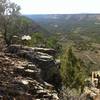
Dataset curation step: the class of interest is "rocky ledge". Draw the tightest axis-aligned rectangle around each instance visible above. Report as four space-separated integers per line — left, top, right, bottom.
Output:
0 45 62 100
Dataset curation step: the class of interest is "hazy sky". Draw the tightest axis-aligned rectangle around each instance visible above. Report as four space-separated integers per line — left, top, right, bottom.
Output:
11 0 100 14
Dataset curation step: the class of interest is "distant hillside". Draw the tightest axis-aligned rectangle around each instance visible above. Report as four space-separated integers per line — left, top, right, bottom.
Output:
20 16 51 36
25 14 100 43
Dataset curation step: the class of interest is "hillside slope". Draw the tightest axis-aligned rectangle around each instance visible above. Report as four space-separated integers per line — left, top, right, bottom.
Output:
26 14 100 43
19 16 51 36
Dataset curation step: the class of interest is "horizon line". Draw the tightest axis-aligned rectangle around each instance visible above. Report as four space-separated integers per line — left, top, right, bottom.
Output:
21 12 100 15
23 13 100 15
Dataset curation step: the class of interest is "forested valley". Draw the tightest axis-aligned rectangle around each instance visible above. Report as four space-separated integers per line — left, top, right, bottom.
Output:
0 0 100 100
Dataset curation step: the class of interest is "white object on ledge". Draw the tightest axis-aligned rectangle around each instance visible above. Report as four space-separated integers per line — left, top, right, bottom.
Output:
22 35 31 40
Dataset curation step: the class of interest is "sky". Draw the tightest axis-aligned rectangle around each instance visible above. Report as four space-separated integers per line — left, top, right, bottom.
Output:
11 0 100 14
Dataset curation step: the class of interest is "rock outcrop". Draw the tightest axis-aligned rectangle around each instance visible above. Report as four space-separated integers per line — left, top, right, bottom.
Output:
0 44 62 99
7 45 62 91
0 51 60 100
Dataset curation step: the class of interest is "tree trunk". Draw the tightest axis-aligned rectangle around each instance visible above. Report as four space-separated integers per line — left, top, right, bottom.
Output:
3 24 11 46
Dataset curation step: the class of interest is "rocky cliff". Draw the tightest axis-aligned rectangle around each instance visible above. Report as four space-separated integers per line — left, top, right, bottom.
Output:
0 45 62 99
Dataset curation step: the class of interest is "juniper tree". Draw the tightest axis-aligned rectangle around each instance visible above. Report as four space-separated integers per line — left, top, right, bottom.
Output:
62 48 86 92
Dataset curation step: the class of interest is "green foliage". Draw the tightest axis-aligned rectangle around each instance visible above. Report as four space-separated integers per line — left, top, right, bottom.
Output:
0 0 20 46
73 39 92 51
30 33 62 54
30 32 45 47
16 16 36 35
46 36 62 54
61 48 86 92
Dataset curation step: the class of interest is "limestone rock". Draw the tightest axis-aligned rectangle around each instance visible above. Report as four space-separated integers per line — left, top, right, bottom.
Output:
7 45 62 91
0 47 60 99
